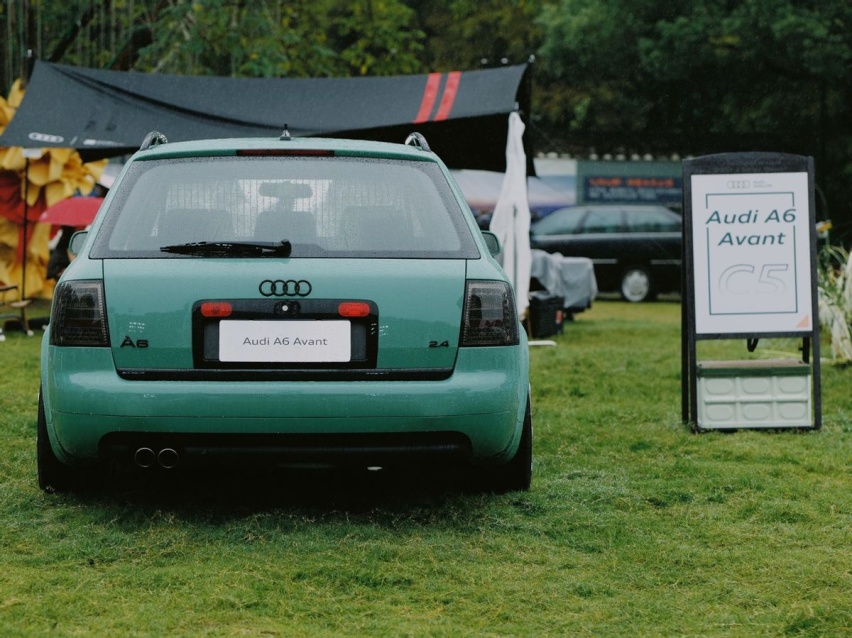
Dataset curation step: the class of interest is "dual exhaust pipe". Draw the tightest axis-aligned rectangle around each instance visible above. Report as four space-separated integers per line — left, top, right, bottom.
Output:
134 447 180 470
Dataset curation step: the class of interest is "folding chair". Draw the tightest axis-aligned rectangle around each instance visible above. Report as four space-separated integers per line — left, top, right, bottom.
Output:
0 284 33 340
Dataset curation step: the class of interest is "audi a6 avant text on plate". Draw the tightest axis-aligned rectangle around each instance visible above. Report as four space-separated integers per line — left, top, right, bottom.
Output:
39 133 531 493
530 204 682 302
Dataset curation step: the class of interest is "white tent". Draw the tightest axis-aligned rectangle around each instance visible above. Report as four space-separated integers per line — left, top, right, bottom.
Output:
489 112 532 319
451 169 574 216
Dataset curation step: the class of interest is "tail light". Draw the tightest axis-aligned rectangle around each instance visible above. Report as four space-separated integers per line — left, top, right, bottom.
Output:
338 301 371 317
460 281 519 346
50 281 110 347
200 301 233 318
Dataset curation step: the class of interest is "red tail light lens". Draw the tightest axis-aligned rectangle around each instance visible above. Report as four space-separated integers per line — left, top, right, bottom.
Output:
200 302 233 317
50 280 110 347
338 302 370 317
460 281 519 346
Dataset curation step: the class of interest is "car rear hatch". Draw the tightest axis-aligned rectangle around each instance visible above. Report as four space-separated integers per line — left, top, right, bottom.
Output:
86 147 489 380
104 257 466 380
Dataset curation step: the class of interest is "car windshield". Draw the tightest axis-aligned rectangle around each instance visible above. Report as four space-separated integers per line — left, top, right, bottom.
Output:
579 208 623 234
91 156 479 259
625 208 682 232
531 208 585 235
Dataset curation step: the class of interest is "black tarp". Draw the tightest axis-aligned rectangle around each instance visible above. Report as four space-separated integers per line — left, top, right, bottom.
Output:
0 61 532 173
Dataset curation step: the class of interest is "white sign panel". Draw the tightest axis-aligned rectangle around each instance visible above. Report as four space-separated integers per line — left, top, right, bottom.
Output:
690 172 812 335
219 320 351 363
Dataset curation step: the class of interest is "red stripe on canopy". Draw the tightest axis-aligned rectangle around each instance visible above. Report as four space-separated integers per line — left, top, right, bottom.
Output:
414 73 442 123
434 72 461 121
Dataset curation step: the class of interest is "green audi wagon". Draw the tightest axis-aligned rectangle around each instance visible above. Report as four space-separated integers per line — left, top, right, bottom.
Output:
39 133 531 493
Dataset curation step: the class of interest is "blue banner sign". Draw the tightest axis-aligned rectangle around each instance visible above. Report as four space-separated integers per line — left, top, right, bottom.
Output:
583 175 682 204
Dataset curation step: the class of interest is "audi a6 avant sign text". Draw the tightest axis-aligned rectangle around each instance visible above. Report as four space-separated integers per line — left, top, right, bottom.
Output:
39 133 531 493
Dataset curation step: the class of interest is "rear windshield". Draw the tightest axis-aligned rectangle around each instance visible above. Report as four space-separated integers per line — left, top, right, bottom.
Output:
90 156 479 259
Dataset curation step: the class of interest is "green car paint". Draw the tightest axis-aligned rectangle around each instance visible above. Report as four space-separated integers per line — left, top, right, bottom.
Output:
39 134 531 493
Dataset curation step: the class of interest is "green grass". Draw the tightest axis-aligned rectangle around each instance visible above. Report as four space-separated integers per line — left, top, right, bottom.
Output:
2 300 852 636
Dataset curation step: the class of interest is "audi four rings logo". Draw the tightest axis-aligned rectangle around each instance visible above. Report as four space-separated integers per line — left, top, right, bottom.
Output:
726 180 751 189
259 279 312 297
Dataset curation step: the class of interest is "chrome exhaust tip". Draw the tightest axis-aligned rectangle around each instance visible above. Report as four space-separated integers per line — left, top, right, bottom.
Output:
134 447 156 469
157 448 180 470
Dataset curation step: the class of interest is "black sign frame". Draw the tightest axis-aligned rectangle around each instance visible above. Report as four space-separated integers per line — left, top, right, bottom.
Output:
681 152 821 430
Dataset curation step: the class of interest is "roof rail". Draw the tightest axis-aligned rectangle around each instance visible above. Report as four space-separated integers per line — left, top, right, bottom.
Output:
404 132 431 152
140 131 169 151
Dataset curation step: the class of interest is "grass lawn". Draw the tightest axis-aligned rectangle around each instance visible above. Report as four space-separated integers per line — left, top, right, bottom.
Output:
1 299 851 636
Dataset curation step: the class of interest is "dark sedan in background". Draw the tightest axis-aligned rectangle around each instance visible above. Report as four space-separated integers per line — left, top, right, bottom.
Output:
530 205 682 302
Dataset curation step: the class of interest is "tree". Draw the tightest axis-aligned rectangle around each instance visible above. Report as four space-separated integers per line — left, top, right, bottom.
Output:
125 0 426 78
1 0 426 87
407 0 545 71
536 0 852 234
537 0 851 139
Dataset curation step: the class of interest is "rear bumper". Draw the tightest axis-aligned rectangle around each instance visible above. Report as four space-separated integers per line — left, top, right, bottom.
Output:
99 431 473 470
42 344 529 466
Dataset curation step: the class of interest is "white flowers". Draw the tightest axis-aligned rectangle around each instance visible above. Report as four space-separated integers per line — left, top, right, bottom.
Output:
818 244 852 363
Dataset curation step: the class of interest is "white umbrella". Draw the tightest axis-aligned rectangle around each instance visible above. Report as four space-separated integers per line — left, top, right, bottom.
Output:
489 112 532 319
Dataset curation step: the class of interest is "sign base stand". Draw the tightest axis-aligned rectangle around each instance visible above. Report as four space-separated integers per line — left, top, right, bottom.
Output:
695 358 812 430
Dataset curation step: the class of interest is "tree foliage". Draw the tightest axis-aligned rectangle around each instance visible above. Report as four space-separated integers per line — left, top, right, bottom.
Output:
132 0 425 77
1 0 426 82
408 0 545 71
536 0 851 231
537 0 851 135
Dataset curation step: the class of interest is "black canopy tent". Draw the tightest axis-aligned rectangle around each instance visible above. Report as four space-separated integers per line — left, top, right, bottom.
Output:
0 60 533 173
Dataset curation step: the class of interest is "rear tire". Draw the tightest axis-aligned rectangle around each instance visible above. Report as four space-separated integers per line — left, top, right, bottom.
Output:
475 397 532 493
37 390 87 493
620 267 654 303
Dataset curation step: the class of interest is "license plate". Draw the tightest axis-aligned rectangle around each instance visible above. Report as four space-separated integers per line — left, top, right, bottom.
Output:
219 320 351 363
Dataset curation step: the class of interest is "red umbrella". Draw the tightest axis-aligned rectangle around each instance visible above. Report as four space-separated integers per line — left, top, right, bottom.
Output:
39 196 104 227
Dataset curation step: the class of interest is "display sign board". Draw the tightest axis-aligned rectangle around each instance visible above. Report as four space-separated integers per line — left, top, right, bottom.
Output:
689 171 812 335
681 152 821 431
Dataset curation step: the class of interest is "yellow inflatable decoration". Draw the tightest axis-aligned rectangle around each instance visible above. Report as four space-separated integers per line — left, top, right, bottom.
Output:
0 79 107 299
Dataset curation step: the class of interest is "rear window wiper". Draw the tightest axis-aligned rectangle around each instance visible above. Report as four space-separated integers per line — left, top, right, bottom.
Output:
160 240 292 257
